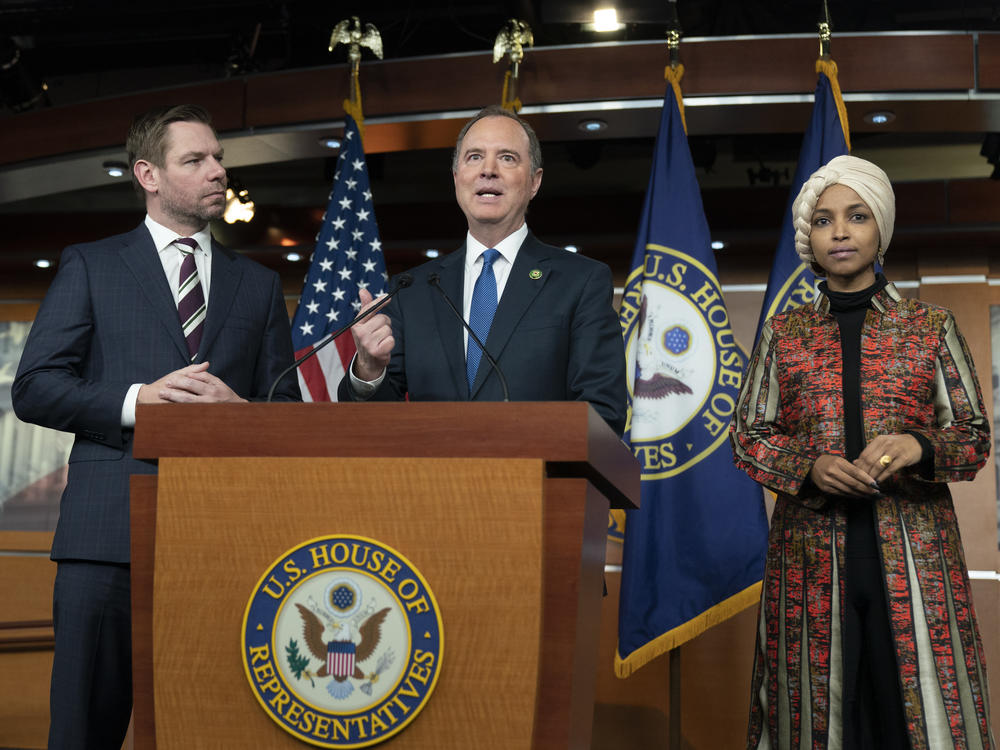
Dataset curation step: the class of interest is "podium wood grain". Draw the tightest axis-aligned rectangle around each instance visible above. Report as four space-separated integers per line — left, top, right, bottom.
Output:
130 402 638 749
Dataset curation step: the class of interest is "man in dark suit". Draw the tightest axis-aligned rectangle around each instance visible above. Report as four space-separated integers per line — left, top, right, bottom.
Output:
12 104 300 749
338 105 627 435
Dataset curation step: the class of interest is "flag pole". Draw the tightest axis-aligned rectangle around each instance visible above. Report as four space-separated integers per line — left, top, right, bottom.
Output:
328 15 384 137
291 19 388 402
818 0 832 58
664 11 683 750
492 19 533 112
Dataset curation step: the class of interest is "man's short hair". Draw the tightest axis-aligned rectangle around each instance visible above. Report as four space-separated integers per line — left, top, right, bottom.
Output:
451 105 543 173
126 104 215 195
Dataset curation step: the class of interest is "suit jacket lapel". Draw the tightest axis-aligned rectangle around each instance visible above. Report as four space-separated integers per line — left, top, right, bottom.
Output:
119 224 189 361
199 239 242 359
431 249 469 398
471 234 551 396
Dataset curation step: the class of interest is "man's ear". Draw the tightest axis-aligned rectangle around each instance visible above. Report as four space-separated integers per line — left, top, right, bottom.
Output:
530 168 543 199
133 160 158 194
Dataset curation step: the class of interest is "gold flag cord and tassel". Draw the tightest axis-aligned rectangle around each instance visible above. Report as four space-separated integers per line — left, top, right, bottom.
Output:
816 56 852 152
500 70 521 113
663 62 686 135
343 67 366 135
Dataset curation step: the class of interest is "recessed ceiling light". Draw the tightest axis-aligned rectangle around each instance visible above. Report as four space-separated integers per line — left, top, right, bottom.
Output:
319 136 342 149
864 110 896 126
711 240 727 251
591 8 624 32
578 119 607 134
102 160 128 177
424 249 440 258
34 258 52 268
564 245 579 253
283 252 303 262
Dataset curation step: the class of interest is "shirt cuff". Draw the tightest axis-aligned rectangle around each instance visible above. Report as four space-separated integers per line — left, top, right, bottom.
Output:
121 383 143 427
348 354 385 400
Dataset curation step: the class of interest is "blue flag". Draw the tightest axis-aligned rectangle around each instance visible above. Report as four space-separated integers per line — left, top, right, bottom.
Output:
755 63 851 341
290 114 388 401
615 77 769 677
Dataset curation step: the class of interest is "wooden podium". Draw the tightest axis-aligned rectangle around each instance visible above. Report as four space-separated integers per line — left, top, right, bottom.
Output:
131 402 638 749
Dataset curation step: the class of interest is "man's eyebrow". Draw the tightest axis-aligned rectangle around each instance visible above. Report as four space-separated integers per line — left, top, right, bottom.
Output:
176 148 224 159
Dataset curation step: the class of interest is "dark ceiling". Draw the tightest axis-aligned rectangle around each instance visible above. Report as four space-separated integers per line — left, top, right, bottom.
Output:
2 1 1000 294
4 0 999 109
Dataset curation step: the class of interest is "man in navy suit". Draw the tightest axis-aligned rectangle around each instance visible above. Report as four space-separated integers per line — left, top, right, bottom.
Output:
338 105 627 435
12 104 300 749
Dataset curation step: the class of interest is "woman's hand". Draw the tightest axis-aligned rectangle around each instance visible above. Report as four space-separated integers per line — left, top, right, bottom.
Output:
854 434 923 483
809 454 880 497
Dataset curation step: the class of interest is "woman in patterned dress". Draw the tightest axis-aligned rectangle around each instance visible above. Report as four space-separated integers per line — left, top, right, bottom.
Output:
731 155 994 749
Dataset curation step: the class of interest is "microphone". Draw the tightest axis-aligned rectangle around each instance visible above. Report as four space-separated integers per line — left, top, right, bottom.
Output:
427 273 510 402
266 273 414 402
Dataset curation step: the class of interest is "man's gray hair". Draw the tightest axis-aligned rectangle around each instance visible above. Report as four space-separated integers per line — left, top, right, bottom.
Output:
451 105 543 173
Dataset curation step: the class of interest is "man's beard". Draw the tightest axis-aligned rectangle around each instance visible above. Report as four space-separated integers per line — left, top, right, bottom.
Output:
161 188 225 228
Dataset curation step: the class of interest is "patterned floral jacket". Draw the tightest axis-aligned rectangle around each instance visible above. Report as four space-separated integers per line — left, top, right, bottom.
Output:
730 282 994 749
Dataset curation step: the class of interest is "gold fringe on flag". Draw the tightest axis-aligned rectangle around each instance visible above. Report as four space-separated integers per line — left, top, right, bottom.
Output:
614 581 762 678
664 63 687 135
816 57 851 152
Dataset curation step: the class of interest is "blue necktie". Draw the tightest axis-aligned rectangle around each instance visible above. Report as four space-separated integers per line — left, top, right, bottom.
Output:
467 248 501 390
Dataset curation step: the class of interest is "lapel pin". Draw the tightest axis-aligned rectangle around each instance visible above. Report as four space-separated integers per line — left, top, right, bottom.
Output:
529 269 543 280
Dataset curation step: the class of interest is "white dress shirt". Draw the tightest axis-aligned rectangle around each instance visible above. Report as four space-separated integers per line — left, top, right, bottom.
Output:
350 223 529 396
120 216 214 427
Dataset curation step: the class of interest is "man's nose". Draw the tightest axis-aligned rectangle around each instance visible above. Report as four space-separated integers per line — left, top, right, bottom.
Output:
479 155 498 176
207 158 226 181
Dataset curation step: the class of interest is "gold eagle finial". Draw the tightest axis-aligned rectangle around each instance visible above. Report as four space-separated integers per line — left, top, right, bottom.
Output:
493 18 533 66
329 16 384 70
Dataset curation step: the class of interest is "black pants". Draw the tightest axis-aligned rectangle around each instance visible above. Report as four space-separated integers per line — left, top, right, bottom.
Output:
842 555 910 750
48 560 132 750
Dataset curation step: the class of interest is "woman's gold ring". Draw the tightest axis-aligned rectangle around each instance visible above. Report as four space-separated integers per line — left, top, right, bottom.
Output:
879 454 893 468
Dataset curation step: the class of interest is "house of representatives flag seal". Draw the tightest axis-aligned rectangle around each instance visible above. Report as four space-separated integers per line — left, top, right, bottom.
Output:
619 244 745 477
242 535 443 748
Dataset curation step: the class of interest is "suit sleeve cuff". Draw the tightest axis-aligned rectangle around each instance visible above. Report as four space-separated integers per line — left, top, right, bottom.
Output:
347 354 385 400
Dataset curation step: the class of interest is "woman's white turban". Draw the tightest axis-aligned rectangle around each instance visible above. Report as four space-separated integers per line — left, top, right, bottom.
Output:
791 155 895 265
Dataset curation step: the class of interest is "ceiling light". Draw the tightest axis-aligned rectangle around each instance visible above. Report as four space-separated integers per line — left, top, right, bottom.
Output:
578 119 607 134
319 136 342 149
283 252 303 262
34 258 51 268
424 249 440 258
592 8 624 32
564 245 579 253
863 110 896 126
223 187 255 224
102 160 128 178
711 240 727 251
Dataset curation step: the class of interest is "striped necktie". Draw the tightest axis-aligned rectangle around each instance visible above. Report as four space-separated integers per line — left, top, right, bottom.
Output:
467 247 501 390
175 237 206 361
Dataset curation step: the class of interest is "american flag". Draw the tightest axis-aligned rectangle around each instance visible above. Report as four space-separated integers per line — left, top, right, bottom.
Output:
290 114 388 401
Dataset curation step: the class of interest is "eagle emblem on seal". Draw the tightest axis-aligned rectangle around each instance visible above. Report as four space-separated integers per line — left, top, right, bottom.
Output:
633 294 693 399
294 602 390 699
